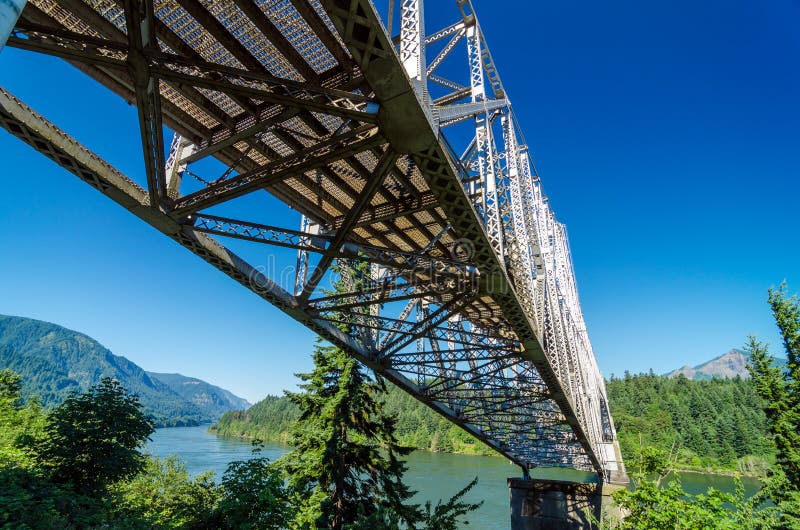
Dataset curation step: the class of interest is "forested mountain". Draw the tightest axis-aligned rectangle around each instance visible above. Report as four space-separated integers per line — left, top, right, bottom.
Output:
147 372 250 418
0 315 248 427
213 371 775 474
607 372 773 474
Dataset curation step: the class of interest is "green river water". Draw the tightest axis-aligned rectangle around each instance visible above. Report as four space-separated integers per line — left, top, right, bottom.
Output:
148 426 761 529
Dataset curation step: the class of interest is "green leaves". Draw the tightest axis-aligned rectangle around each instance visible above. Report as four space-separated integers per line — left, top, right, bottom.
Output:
33 377 156 494
0 369 22 407
420 476 482 530
216 453 293 530
113 455 220 529
604 463 779 529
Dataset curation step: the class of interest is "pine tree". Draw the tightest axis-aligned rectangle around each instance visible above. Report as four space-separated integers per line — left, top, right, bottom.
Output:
282 341 420 529
280 261 483 529
746 282 800 526
747 283 800 488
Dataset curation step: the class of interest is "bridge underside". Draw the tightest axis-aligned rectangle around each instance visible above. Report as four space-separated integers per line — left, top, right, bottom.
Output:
1 0 624 478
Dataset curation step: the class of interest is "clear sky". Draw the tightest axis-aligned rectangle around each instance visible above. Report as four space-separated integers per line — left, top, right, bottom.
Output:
0 0 797 403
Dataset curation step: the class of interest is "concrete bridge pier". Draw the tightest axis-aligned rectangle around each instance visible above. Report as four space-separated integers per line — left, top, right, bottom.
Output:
508 477 625 530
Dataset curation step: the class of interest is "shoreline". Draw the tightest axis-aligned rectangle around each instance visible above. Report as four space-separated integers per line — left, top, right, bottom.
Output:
670 468 765 480
207 425 500 459
203 425 765 480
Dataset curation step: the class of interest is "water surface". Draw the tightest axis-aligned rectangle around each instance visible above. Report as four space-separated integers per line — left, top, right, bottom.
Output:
148 426 761 529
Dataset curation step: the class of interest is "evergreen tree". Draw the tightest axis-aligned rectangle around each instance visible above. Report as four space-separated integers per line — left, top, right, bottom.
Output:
280 260 482 529
281 261 419 528
282 340 420 529
747 282 800 525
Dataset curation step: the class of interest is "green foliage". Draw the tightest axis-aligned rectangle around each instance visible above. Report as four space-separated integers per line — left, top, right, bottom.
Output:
0 370 313 529
216 446 293 530
33 377 156 493
343 506 404 530
419 476 483 530
210 394 298 444
0 369 22 406
281 341 420 529
607 371 773 475
747 282 800 526
599 443 778 530
0 464 114 529
113 455 220 529
755 283 800 487
0 369 45 467
607 473 777 529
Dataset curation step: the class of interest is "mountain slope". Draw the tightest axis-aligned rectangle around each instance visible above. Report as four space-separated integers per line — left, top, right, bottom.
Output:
667 349 786 380
668 349 749 380
147 372 250 418
0 315 247 426
607 372 773 475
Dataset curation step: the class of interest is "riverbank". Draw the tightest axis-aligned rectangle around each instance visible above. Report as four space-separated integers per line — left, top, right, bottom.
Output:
150 425 517 530
149 425 764 530
206 424 500 458
207 425 768 481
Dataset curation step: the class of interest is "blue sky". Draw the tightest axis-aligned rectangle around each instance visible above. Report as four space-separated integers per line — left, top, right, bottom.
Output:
0 0 798 403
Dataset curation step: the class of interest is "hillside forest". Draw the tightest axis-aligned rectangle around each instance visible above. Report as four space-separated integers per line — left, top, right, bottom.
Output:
212 371 775 476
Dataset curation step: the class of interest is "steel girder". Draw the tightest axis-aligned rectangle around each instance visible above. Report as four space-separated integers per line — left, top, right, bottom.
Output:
1 0 626 480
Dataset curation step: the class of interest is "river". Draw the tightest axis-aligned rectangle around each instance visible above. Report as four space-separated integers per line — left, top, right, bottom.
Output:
148 426 761 529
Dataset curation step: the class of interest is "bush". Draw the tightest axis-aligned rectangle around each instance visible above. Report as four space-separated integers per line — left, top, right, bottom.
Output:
113 455 220 529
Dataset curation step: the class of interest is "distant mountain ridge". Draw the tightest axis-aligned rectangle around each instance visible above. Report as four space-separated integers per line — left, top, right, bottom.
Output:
0 314 249 426
146 372 250 419
666 348 786 380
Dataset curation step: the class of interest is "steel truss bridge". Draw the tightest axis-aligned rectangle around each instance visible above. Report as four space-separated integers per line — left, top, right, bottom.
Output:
1 0 625 480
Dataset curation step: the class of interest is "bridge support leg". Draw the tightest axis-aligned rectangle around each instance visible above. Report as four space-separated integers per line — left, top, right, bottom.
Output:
508 478 624 530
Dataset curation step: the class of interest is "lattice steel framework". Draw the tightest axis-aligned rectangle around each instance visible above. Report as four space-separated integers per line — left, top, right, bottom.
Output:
0 0 625 480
